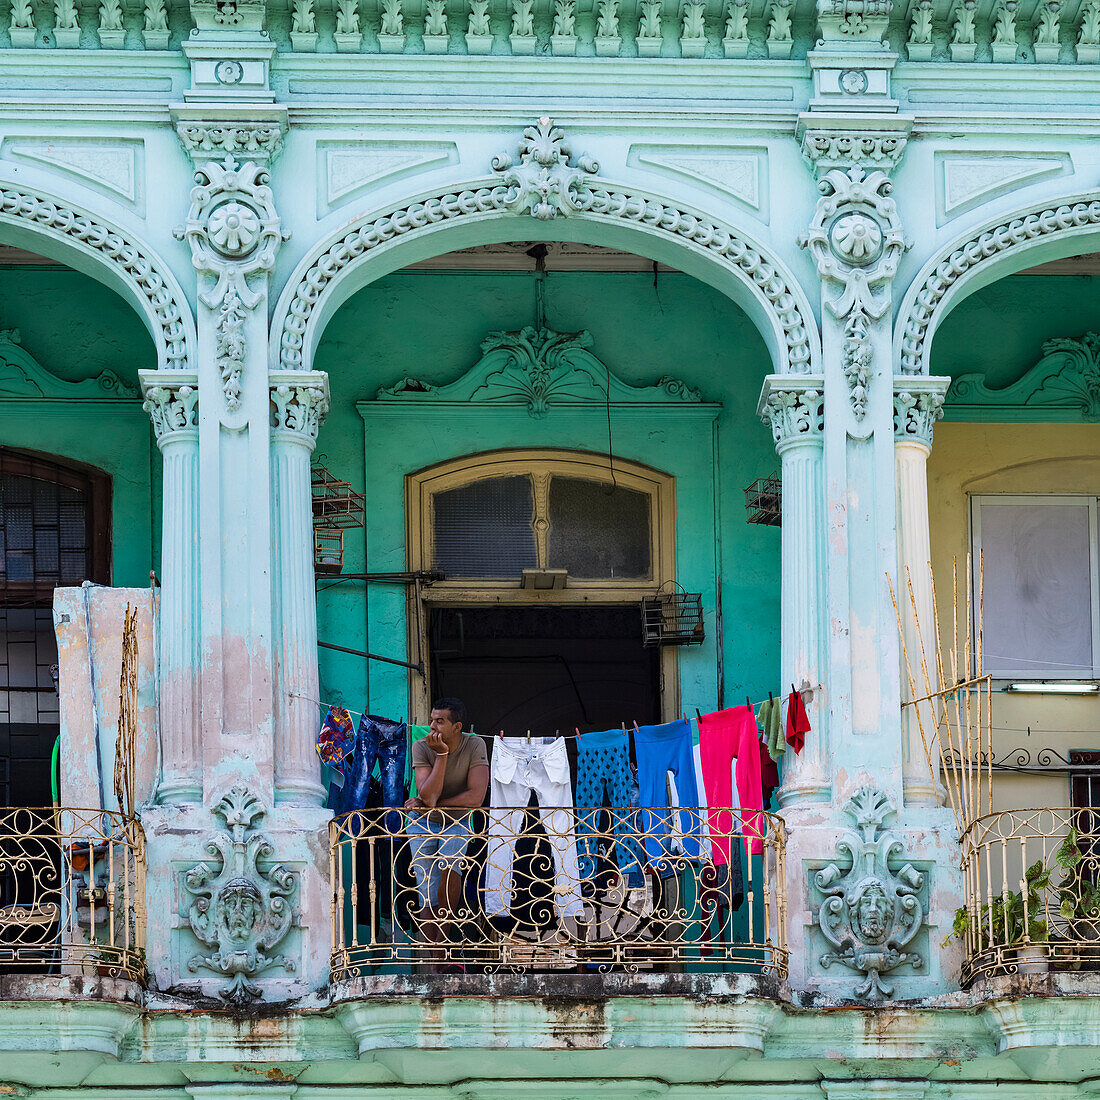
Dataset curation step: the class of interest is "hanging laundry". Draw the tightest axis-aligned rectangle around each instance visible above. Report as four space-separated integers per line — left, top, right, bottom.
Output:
484 737 584 925
698 705 764 857
757 696 785 763
575 728 646 889
759 741 780 807
786 689 811 755
633 719 708 875
337 714 408 829
317 705 354 788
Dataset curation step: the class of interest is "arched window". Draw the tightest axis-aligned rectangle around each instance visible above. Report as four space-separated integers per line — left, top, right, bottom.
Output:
0 448 110 806
409 449 674 592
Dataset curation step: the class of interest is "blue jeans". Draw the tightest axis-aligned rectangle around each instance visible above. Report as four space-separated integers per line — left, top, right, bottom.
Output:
337 714 407 829
406 812 473 908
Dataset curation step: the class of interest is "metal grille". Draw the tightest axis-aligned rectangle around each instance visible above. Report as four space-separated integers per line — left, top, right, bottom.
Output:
433 475 538 579
330 805 786 978
0 807 145 979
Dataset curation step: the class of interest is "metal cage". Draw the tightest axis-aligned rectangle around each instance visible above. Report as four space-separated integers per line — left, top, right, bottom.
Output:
640 584 704 647
743 474 781 527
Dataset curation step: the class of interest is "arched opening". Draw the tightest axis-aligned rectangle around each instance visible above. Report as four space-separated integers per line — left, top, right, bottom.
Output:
924 244 1100 975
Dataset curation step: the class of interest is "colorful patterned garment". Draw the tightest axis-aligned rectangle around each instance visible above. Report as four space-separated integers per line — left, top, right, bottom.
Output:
316 705 355 782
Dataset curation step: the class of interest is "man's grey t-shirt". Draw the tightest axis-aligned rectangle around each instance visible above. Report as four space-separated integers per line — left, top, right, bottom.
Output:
411 732 488 823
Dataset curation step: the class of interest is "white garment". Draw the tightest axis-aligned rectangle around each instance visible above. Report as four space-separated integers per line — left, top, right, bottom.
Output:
484 737 584 920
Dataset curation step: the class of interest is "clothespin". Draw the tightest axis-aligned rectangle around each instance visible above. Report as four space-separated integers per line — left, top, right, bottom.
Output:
768 691 773 705
498 729 504 740
746 695 753 713
696 708 703 722
575 727 581 737
526 729 531 744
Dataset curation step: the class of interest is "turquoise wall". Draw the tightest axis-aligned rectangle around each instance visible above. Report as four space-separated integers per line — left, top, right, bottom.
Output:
931 274 1100 386
314 269 780 728
0 264 160 585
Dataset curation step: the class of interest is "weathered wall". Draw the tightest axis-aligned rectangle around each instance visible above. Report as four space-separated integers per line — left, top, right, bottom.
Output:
312 268 780 727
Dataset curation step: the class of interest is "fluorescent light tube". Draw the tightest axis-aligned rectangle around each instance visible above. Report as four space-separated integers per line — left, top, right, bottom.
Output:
1006 682 1100 694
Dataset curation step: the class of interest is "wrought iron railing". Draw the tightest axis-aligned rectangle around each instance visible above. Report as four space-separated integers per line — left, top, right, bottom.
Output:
959 807 1100 982
0 807 145 981
330 805 786 978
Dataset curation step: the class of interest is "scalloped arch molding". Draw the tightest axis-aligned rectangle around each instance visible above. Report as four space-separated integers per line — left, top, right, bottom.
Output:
0 182 194 372
275 120 818 377
896 192 1100 376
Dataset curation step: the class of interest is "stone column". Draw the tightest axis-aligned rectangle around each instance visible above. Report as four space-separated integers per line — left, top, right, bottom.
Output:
758 378 828 804
140 373 201 803
270 374 330 805
894 379 949 806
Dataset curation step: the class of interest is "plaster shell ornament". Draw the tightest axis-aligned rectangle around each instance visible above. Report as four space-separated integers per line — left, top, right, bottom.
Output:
799 165 907 421
1080 0 1100 48
55 0 79 30
99 0 124 30
991 0 1016 45
468 0 490 34
10 0 33 28
291 0 316 32
380 0 403 34
638 0 662 37
815 786 925 998
1036 0 1059 41
596 0 619 37
951 0 976 43
182 786 297 1006
725 0 748 40
492 117 600 221
336 0 360 33
908 0 932 42
512 0 534 35
682 1 706 38
768 0 793 40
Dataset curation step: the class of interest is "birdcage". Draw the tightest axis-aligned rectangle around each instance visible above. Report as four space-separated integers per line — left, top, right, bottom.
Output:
743 474 781 527
641 582 704 647
311 460 365 575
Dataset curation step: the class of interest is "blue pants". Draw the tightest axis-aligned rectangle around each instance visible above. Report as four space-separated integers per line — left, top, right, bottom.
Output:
337 714 407 830
634 719 707 875
406 813 473 908
575 728 645 888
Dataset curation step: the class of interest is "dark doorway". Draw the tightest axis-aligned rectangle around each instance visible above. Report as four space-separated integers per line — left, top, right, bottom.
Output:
428 605 660 737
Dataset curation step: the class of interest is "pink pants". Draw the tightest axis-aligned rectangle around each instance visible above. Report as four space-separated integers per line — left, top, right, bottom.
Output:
698 704 764 859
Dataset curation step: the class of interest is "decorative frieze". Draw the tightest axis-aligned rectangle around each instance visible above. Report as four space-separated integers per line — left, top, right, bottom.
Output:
800 129 908 178
176 123 285 163
280 118 815 378
816 0 892 47
182 786 297 1006
800 165 907 420
893 380 947 447
814 787 925 998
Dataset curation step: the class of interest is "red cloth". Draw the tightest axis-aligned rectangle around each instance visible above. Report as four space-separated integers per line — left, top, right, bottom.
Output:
698 705 764 858
786 690 811 754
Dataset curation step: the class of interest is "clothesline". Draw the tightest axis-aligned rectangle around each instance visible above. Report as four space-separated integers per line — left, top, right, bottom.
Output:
291 690 809 738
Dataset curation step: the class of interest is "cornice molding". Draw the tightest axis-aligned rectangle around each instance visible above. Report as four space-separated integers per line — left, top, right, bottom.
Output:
0 329 139 401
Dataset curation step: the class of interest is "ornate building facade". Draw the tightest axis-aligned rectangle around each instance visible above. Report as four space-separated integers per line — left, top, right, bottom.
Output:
2 0 1100 1094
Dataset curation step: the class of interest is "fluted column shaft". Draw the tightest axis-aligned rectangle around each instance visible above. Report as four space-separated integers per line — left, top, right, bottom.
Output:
894 380 949 805
760 379 829 804
270 374 330 805
140 375 202 803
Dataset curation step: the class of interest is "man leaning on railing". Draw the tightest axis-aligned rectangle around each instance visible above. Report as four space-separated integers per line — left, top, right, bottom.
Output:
403 697 489 971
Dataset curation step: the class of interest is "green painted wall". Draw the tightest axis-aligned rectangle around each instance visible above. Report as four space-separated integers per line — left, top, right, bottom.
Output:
314 269 780 729
930 274 1100 386
0 264 160 585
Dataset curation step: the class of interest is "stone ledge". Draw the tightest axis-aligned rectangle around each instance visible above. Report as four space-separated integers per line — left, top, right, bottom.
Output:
0 973 143 1005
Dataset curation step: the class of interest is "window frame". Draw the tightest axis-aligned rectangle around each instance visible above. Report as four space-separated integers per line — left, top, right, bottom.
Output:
407 448 675 601
970 493 1100 680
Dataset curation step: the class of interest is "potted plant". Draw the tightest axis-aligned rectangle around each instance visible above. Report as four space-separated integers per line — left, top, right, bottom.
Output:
952 859 1052 974
1054 827 1100 968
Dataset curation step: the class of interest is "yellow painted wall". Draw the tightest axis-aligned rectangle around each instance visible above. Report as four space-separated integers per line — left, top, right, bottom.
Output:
928 422 1100 813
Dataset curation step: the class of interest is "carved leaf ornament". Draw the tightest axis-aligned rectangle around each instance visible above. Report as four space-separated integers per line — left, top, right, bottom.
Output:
182 786 297 1006
279 118 815 377
815 786 925 998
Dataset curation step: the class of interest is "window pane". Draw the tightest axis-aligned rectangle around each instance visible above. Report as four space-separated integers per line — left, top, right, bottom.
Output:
979 501 1094 676
433 475 537 578
548 476 651 579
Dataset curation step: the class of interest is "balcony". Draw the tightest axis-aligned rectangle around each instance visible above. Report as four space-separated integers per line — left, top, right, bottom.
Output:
329 805 786 981
0 807 145 982
959 807 1100 984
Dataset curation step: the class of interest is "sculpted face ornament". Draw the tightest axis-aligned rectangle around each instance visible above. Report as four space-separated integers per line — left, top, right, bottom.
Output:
182 786 297 1005
814 787 925 998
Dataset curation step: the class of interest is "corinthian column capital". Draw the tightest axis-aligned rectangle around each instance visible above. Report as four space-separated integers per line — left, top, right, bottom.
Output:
893 376 950 448
140 370 200 445
270 370 330 449
758 375 826 450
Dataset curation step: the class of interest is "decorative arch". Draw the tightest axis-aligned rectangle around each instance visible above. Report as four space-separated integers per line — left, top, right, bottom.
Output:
0 181 195 372
895 192 1100 376
273 118 819 378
